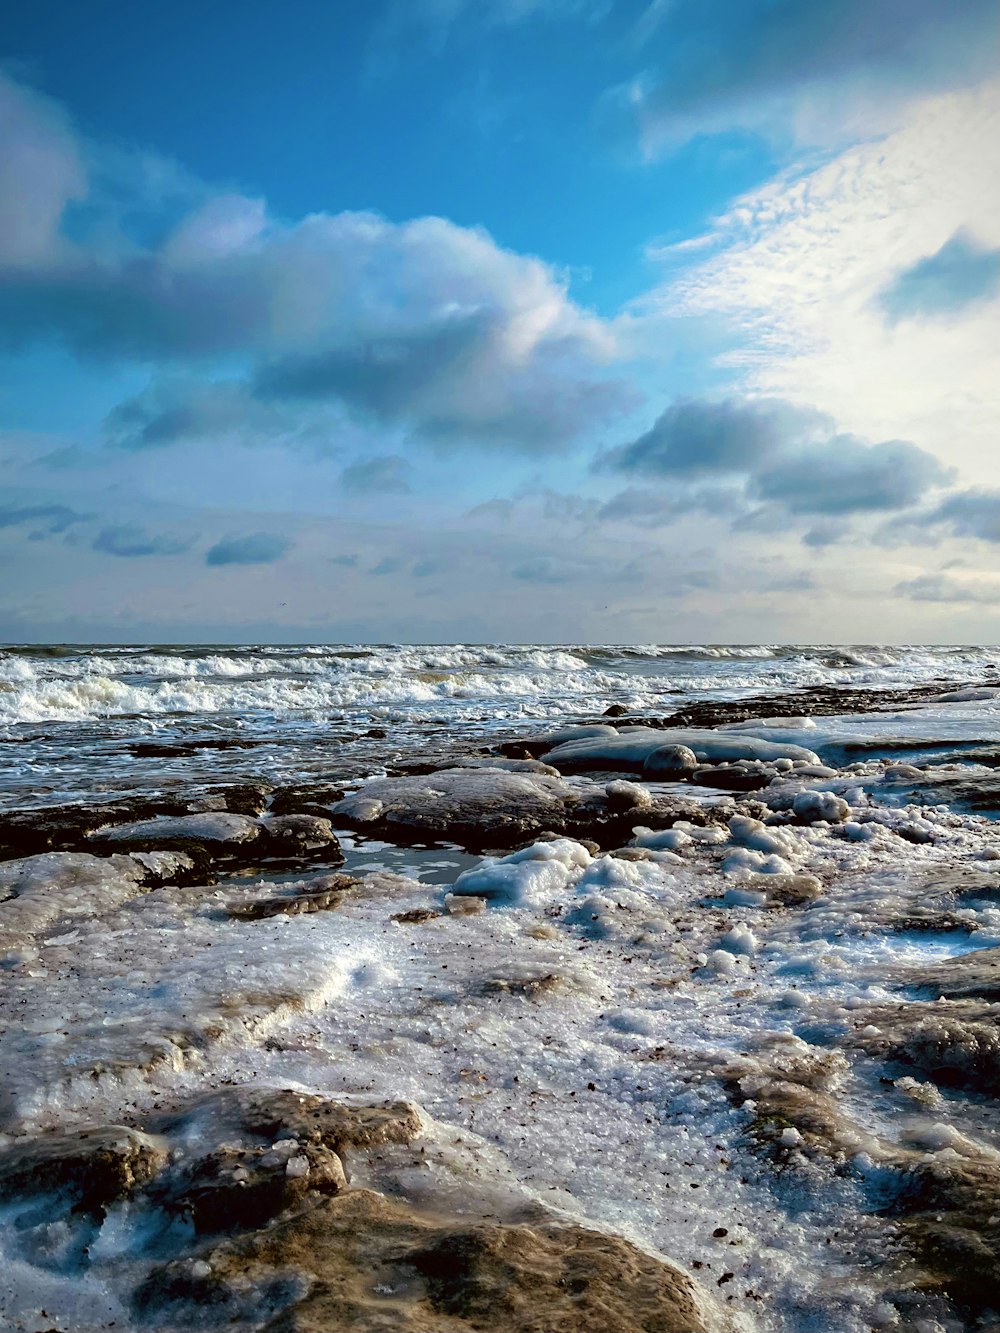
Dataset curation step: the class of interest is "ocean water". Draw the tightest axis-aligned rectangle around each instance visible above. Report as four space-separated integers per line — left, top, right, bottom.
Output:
2 641 996 808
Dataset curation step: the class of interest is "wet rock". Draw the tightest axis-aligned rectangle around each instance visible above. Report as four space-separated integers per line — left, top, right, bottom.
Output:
89 811 263 849
332 768 582 851
691 764 775 792
191 1087 425 1156
849 1002 1000 1094
501 723 620 758
268 783 348 816
906 947 1000 1002
331 767 716 854
0 788 285 863
891 1131 1000 1315
229 874 359 921
657 681 989 730
261 814 343 858
176 1140 348 1235
0 1125 167 1211
391 908 442 925
141 1189 719 1333
393 756 561 778
642 745 699 779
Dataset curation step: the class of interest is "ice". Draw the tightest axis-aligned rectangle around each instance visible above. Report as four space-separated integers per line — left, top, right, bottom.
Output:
792 791 851 823
721 848 796 875
90 812 262 844
543 725 821 770
450 838 592 907
0 851 194 949
2 649 1000 1332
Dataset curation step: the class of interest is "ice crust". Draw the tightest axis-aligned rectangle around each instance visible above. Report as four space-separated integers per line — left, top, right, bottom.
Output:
543 725 822 770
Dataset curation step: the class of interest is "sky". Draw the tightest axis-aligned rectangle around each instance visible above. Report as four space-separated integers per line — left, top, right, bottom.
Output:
0 0 998 644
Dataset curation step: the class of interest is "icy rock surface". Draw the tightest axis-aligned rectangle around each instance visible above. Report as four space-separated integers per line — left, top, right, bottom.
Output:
2 676 1000 1333
542 726 821 771
89 811 263 845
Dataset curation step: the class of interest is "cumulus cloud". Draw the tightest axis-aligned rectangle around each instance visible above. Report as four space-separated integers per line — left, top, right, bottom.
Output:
0 73 626 453
895 572 1000 605
877 488 1000 547
622 0 997 154
879 230 1000 323
928 489 1000 543
92 526 191 558
205 533 290 566
601 396 950 522
601 398 826 478
340 455 413 494
755 436 950 515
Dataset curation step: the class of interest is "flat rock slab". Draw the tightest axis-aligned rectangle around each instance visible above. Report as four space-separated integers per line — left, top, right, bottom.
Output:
541 726 820 772
332 767 717 852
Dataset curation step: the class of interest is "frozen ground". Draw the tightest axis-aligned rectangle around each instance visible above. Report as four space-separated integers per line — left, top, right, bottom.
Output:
0 650 998 1332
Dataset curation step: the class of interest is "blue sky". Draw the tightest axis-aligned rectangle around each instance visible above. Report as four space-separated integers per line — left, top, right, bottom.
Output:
1 0 998 642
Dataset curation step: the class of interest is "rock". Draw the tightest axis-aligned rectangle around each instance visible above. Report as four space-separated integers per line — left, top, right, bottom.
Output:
141 1190 719 1333
331 767 714 853
390 908 442 925
90 811 263 848
891 1131 1000 1315
268 783 347 816
642 745 699 778
849 1001 1000 1094
692 764 776 792
604 780 653 812
603 703 631 717
906 946 1000 1001
0 1125 167 1211
228 874 359 921
500 724 620 758
393 757 561 778
332 768 582 851
481 972 564 998
261 814 343 858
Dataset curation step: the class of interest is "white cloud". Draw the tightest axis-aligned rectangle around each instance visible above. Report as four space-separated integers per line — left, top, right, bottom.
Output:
0 73 627 453
649 82 1000 487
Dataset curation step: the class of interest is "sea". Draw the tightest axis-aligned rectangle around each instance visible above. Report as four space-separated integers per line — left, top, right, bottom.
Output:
2 641 997 809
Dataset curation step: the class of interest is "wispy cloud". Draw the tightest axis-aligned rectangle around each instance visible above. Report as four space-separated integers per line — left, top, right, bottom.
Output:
92 525 191 558
205 533 291 566
896 572 1000 605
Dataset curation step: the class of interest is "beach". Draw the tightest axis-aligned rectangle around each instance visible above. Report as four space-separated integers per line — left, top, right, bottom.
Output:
1 643 998 1333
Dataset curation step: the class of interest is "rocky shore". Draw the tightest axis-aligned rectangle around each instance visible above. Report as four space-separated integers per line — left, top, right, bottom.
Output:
1 675 999 1332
